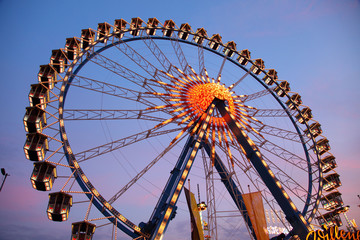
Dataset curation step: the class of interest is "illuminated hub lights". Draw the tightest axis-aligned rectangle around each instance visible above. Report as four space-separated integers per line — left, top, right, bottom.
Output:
148 67 262 166
22 16 337 240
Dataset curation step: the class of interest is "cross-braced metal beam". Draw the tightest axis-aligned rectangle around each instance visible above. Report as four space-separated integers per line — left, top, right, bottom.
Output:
215 99 311 240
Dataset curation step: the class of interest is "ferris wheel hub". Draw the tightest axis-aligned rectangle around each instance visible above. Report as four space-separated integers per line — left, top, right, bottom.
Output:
188 82 235 113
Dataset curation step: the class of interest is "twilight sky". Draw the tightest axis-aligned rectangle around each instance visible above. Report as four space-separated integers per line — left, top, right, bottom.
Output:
0 0 359 239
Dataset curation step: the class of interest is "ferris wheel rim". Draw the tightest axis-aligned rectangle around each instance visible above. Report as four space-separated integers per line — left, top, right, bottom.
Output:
59 32 320 228
24 17 330 239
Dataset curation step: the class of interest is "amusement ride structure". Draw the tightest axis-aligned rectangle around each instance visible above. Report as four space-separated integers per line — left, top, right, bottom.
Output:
23 17 352 240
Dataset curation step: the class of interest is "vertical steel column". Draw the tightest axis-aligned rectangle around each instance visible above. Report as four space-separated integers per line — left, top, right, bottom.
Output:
201 149 218 239
215 100 311 240
202 142 257 240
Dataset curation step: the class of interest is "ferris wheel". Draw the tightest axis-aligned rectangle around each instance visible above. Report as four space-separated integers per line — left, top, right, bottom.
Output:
23 17 345 240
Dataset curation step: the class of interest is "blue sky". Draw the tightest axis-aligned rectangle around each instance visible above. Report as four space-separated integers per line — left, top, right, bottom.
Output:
0 0 359 239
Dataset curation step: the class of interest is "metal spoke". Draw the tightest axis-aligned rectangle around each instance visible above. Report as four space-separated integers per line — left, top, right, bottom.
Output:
108 133 186 205
114 40 159 80
140 33 177 76
250 135 309 171
240 87 276 103
63 109 169 122
88 51 167 97
112 39 178 103
69 74 158 105
170 37 192 75
198 44 206 76
75 126 183 163
89 52 149 86
229 69 252 90
216 56 227 82
247 108 296 118
252 121 301 142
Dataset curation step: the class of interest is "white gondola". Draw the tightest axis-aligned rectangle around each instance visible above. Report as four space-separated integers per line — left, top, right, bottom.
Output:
250 58 265 75
263 69 278 85
321 155 337 173
24 133 48 161
30 161 57 191
193 28 207 44
316 209 342 227
237 49 251 66
130 17 143 36
65 37 81 60
38 64 56 89
314 138 331 155
163 19 175 37
208 34 222 50
321 192 343 210
71 221 96 240
114 19 128 39
286 93 302 110
146 18 160 36
97 22 111 43
81 28 95 49
23 107 47 133
274 81 290 97
296 107 312 124
28 84 49 110
47 192 73 222
223 41 236 57
305 122 322 138
323 173 341 191
178 23 191 40
50 49 68 73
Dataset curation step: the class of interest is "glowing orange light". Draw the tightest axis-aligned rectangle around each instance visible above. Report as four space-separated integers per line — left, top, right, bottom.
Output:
150 67 263 166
